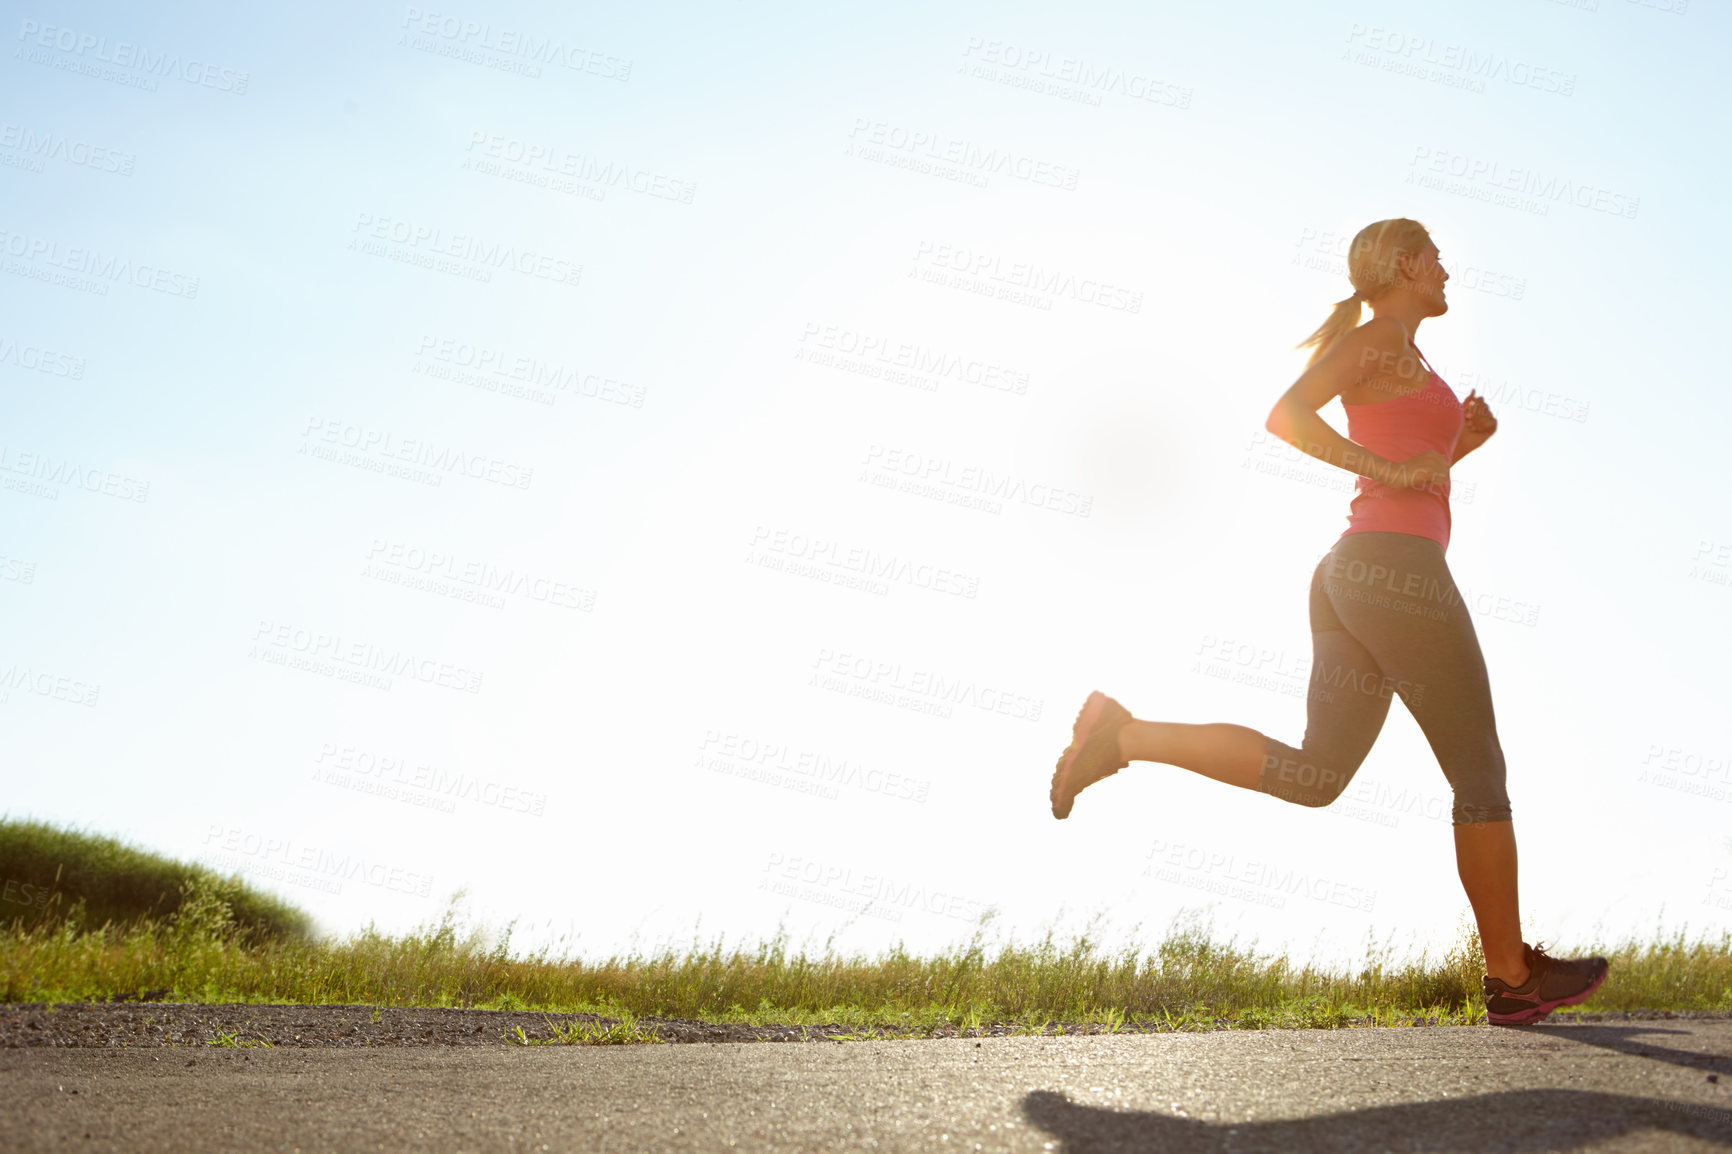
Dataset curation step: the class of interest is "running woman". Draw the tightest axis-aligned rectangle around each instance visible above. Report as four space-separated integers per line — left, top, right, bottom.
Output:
1048 218 1607 1026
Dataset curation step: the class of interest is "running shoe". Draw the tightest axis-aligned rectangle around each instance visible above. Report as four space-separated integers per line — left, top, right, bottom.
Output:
1482 942 1609 1026
1049 691 1132 820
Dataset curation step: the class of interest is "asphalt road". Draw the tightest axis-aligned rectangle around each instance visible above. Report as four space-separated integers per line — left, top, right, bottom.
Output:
4 1021 1731 1153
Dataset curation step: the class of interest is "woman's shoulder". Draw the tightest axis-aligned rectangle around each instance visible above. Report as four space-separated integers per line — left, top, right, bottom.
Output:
1337 318 1423 404
1347 315 1413 359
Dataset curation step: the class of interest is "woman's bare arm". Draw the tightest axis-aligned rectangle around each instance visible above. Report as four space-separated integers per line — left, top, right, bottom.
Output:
1264 317 1411 485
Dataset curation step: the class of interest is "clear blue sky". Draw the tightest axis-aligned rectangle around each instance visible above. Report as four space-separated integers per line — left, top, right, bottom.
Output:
4 0 1729 963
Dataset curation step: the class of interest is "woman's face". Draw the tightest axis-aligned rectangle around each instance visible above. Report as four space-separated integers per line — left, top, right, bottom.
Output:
1404 238 1450 314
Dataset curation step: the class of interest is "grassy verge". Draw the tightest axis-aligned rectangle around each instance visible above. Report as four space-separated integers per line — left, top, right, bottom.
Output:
5 822 1728 1033
5 887 1729 1031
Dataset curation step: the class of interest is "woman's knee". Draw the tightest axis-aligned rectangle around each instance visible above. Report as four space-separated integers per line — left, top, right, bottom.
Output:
1453 800 1513 824
1259 749 1359 807
1443 743 1510 825
1450 775 1511 824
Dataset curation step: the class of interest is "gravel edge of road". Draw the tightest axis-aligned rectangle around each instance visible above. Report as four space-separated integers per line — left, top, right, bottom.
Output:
5 1002 1731 1048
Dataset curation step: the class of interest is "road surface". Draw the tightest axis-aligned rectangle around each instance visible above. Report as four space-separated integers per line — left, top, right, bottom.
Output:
4 1020 1730 1152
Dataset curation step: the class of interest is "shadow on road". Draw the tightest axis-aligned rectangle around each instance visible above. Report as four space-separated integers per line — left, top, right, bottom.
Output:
1022 1087 1732 1152
1530 1023 1732 1076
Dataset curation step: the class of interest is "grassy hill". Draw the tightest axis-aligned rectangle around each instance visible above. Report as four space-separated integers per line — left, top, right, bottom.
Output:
0 818 311 942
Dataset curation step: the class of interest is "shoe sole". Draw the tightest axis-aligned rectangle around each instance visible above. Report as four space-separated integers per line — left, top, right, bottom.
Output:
1050 691 1107 820
1486 966 1609 1026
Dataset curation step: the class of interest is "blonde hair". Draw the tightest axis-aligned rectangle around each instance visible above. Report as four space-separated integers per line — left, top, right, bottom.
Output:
1296 218 1433 367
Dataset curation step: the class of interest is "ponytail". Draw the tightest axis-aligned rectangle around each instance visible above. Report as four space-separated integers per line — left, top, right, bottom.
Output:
1293 217 1431 368
1296 290 1363 368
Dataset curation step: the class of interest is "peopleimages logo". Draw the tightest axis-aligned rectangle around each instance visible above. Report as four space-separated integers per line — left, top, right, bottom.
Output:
0 123 135 175
414 335 646 408
1 877 52 910
464 131 695 203
0 663 101 707
363 539 594 611
860 443 1092 517
698 729 931 804
808 647 1043 723
1407 146 1639 219
747 525 980 599
15 19 251 93
312 743 548 816
300 417 534 490
249 621 484 695
348 213 583 287
0 445 149 502
911 240 1143 313
1637 742 1730 805
796 322 1030 396
399 6 632 81
1343 24 1577 96
203 826 433 897
0 226 200 298
1143 838 1378 914
958 36 1194 109
760 852 992 925
0 333 85 379
846 117 1081 190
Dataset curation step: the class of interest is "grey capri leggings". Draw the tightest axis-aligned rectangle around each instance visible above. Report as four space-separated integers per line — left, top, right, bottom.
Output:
1258 531 1512 825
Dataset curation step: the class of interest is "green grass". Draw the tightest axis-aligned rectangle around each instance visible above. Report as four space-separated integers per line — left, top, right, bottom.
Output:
5 888 1730 1031
208 1029 273 1049
4 821 1729 1033
0 819 311 943
514 1010 663 1046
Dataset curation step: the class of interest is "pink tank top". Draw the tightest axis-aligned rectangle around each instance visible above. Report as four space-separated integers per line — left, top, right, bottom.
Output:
1339 348 1464 552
